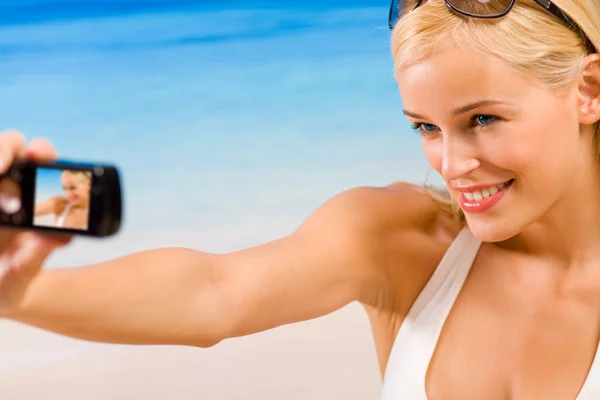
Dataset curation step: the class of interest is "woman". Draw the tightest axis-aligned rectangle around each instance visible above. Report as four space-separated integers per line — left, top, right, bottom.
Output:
0 0 599 397
34 170 92 230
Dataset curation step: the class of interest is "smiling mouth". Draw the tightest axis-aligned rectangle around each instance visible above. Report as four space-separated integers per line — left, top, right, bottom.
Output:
463 179 513 201
459 179 514 213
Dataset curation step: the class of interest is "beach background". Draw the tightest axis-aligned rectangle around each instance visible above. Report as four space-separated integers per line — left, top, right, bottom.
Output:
34 167 64 204
32 167 65 227
0 1 440 398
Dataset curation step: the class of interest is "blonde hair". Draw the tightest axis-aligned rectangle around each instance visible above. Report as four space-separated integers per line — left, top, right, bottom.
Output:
61 170 92 181
391 0 600 223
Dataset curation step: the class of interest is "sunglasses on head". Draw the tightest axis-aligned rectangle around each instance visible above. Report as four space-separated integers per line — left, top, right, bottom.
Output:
388 0 595 52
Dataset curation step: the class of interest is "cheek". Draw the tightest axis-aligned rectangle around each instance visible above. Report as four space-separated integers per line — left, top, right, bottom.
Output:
419 124 575 181
484 127 541 171
500 115 579 178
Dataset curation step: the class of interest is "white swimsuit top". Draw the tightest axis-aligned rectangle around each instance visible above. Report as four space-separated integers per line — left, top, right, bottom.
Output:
380 227 600 399
55 204 71 228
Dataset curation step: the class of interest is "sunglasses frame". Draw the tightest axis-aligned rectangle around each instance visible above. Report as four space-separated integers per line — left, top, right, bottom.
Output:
388 0 594 51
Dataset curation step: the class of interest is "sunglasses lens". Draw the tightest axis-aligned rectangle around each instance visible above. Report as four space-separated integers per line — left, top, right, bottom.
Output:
389 0 423 28
389 0 514 29
447 0 513 16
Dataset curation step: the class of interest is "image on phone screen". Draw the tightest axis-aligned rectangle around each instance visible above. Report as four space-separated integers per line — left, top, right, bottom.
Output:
33 167 92 231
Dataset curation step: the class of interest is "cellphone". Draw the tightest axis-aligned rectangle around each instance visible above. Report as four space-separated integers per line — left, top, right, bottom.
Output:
0 158 123 238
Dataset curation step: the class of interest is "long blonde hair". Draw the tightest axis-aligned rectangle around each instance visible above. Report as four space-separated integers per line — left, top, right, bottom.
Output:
391 0 600 223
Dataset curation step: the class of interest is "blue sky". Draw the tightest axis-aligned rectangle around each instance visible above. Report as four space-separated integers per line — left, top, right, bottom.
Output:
34 166 63 200
0 0 438 373
35 166 62 183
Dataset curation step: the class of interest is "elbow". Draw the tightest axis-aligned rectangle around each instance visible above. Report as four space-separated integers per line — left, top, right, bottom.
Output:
187 319 231 349
179 249 242 349
179 312 228 349
190 334 224 349
186 264 233 348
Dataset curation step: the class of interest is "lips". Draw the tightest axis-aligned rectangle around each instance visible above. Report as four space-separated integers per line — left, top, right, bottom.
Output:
463 180 510 201
458 179 514 213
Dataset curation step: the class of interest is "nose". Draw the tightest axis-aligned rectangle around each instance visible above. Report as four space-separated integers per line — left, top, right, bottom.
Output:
441 134 480 182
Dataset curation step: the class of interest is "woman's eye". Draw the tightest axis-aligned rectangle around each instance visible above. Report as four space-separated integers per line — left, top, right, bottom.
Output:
422 123 437 132
410 122 439 137
409 114 500 137
473 115 497 126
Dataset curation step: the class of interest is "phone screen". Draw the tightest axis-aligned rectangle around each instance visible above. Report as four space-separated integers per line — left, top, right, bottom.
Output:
32 167 92 231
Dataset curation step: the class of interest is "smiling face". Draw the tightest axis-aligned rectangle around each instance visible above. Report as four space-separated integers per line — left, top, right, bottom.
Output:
397 45 592 242
61 171 91 208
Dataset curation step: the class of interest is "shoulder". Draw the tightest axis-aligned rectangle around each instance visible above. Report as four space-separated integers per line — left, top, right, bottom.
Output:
49 196 68 214
301 181 459 241
297 182 462 307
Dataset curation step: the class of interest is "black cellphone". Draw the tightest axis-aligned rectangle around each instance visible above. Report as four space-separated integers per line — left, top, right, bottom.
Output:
0 158 123 238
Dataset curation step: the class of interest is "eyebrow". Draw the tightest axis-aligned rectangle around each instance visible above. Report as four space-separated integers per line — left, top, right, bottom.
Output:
403 100 512 119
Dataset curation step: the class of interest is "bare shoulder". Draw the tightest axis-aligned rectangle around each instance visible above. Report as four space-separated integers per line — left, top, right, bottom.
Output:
49 196 68 215
373 183 463 310
300 181 461 309
302 182 450 232
303 181 459 243
326 182 465 375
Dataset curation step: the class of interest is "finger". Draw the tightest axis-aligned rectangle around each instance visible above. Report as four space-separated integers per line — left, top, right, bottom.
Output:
0 234 66 310
25 138 58 163
0 229 15 251
33 232 72 248
0 130 26 173
1 234 69 281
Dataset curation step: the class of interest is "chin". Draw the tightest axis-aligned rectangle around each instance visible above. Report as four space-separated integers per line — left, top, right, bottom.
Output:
464 215 523 243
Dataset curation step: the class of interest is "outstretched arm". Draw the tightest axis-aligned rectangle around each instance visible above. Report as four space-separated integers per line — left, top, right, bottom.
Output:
9 188 389 347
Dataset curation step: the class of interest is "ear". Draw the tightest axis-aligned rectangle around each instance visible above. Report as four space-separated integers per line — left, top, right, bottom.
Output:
577 53 600 125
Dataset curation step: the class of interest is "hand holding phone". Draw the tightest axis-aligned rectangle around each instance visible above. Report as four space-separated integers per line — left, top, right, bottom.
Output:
0 131 124 319
0 158 123 238
0 132 73 317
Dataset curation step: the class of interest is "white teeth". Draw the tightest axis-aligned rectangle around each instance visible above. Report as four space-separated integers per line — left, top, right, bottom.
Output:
463 181 509 202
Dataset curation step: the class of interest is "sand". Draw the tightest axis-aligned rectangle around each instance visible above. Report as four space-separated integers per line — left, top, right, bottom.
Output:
0 303 382 399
